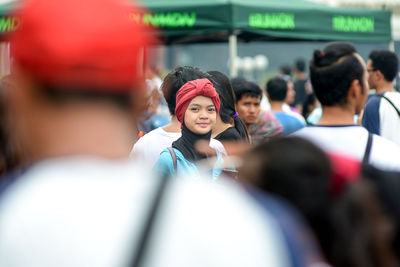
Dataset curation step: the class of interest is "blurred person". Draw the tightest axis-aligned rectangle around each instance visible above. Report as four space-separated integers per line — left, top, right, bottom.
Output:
240 137 332 267
153 79 225 180
131 66 224 167
279 64 302 115
301 93 321 125
137 64 170 133
279 64 292 79
362 165 400 265
266 77 305 135
207 70 250 143
232 79 282 143
293 59 312 111
145 64 163 91
239 137 332 253
294 42 400 171
0 76 26 190
137 80 169 133
332 178 400 267
0 0 294 267
240 136 399 267
362 50 400 145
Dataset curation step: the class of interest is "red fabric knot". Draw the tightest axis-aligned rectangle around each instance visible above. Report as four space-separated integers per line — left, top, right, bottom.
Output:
174 78 220 124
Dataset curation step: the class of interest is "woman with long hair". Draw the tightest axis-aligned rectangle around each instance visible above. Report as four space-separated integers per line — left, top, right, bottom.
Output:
207 71 250 143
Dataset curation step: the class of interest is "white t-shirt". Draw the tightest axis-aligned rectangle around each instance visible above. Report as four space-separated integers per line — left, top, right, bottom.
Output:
131 127 226 167
293 125 400 171
0 157 290 267
362 92 400 145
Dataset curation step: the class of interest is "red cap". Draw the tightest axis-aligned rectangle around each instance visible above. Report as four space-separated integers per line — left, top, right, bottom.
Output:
10 0 154 91
175 79 220 124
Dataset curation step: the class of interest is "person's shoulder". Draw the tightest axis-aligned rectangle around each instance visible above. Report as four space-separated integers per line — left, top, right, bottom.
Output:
372 133 400 150
365 94 382 108
286 111 306 124
215 127 242 142
133 127 164 149
383 91 400 99
155 148 174 163
369 134 400 170
132 127 180 154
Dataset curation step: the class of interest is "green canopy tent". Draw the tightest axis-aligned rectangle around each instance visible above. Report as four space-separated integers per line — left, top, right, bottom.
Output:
138 0 392 76
0 0 392 76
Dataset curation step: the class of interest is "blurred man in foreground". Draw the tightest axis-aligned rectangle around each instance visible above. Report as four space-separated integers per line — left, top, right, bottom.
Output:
0 0 293 266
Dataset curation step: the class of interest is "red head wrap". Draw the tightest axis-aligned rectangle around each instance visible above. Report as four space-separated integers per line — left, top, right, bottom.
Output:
175 78 220 124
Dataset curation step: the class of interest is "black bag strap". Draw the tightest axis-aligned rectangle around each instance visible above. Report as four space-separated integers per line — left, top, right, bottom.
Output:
129 174 171 267
362 133 373 165
377 94 400 118
167 147 177 174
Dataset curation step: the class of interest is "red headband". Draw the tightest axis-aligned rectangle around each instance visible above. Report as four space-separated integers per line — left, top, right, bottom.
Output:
175 78 220 124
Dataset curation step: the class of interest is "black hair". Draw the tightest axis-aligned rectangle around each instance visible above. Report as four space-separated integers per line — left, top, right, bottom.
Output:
266 77 288 101
309 42 365 107
161 66 210 115
369 50 399 82
241 137 332 226
280 64 292 76
207 71 249 142
240 137 333 256
231 79 262 102
302 93 317 120
240 137 376 267
241 136 400 267
362 165 400 263
295 58 306 72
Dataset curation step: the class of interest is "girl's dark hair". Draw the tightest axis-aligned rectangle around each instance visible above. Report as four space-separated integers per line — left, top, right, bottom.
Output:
301 93 317 120
207 71 249 142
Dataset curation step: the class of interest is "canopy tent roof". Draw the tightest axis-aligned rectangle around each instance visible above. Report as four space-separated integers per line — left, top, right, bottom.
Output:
0 0 391 43
139 0 392 43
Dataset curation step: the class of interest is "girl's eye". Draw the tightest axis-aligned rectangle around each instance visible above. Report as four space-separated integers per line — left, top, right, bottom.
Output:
190 107 199 112
208 108 216 112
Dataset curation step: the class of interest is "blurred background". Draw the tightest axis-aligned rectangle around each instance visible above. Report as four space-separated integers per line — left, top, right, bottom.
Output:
0 0 398 87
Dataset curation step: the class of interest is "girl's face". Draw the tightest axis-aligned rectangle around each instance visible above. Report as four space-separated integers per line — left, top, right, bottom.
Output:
184 95 217 135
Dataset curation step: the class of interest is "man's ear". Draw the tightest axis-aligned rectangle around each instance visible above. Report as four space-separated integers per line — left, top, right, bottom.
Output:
375 70 384 81
348 79 362 100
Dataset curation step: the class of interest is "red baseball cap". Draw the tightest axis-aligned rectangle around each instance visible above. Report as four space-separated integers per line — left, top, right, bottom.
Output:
10 0 154 91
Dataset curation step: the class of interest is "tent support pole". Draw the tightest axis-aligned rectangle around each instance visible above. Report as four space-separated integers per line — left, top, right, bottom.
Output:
388 41 395 52
229 33 238 78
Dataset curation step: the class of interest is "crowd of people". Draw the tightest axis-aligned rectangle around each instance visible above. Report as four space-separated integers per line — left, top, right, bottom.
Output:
0 0 400 266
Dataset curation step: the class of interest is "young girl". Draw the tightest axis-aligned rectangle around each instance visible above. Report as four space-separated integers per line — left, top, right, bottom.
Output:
154 78 224 180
